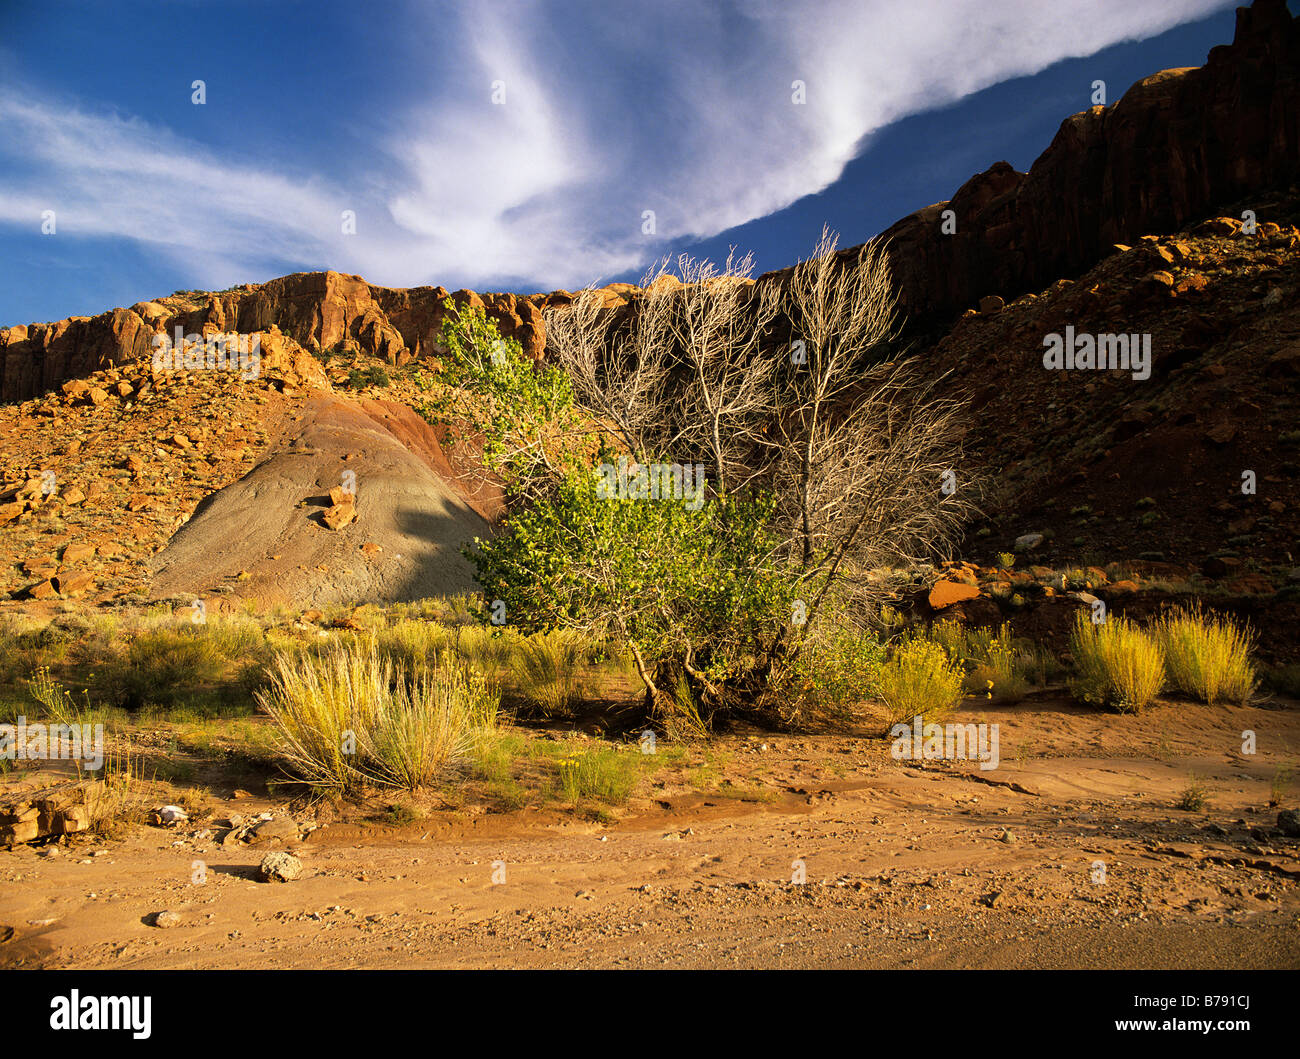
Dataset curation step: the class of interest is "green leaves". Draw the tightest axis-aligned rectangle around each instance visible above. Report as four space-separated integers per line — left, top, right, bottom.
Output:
419 299 578 479
468 459 800 716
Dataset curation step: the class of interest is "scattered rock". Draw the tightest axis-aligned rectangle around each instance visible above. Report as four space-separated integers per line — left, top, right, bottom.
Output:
322 503 356 530
928 579 980 610
152 911 182 929
1013 533 1044 553
151 805 188 827
248 816 300 845
260 851 304 883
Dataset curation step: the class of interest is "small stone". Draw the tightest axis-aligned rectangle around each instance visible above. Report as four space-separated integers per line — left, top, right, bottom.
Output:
323 501 356 530
1013 532 1044 553
152 805 188 827
153 911 182 929
260 851 304 883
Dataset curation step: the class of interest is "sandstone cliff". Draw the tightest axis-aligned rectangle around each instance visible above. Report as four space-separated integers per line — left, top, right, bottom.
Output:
0 273 553 403
3 0 1297 399
860 0 1300 330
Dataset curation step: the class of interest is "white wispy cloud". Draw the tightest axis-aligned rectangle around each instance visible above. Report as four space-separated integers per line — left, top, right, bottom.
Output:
0 0 1231 297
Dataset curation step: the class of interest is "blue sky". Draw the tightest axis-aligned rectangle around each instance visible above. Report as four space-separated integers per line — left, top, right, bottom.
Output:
0 0 1246 326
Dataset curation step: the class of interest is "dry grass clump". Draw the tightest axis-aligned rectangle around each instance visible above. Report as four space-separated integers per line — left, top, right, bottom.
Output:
256 639 499 792
511 630 584 716
359 660 499 789
1152 605 1256 705
376 619 455 673
1068 612 1164 713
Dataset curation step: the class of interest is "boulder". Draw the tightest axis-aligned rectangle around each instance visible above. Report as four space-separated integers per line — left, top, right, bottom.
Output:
928 579 981 609
260 851 304 883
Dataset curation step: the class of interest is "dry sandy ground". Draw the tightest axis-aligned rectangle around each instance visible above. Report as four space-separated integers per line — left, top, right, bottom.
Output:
2 696 1298 970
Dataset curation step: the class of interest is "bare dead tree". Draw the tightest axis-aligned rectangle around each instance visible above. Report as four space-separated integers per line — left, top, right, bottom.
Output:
533 227 977 717
770 226 975 631
543 261 679 463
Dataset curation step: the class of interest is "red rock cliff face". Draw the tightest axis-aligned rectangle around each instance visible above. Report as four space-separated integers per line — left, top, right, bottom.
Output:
3 1 1297 398
864 0 1300 329
0 271 547 402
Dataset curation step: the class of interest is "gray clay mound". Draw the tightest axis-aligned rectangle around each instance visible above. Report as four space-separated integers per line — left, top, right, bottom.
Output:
150 394 494 608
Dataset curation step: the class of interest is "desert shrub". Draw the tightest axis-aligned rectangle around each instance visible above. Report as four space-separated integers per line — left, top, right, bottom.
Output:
25 665 93 728
1176 776 1209 812
346 364 390 389
511 630 584 716
1068 612 1165 713
0 616 70 683
780 623 886 722
450 235 972 733
204 614 270 659
376 619 454 673
256 640 385 790
86 740 151 838
968 636 1030 703
454 625 518 674
668 673 711 741
876 638 964 725
95 627 228 710
929 621 994 666
930 621 1029 701
257 640 498 792
556 747 639 805
1152 606 1256 705
359 660 498 789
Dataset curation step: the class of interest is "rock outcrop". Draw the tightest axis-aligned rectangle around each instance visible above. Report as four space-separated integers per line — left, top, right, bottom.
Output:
0 307 154 404
148 393 494 609
861 0 1300 329
3 1 1298 398
0 271 549 403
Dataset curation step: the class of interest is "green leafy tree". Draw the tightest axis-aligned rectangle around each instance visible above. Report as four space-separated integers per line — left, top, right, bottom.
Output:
429 233 973 734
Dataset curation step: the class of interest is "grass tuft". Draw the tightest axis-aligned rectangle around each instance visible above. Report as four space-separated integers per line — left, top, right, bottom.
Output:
510 631 584 716
255 639 499 792
1152 605 1256 706
1068 612 1164 714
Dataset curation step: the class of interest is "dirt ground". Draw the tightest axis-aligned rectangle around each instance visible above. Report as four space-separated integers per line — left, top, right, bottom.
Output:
2 694 1298 970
